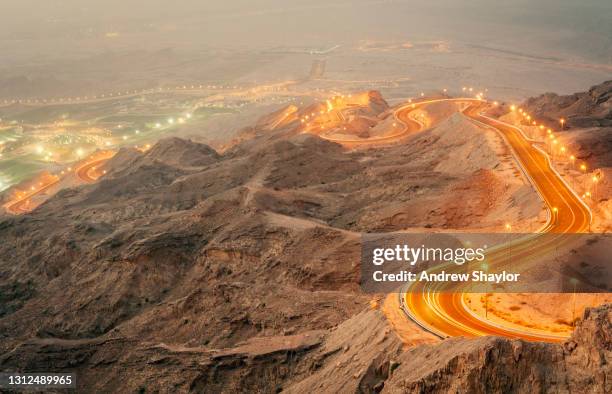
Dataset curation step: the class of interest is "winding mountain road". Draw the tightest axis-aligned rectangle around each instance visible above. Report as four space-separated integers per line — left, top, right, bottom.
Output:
398 100 591 342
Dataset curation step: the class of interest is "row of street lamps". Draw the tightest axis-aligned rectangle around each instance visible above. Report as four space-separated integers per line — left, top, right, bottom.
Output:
510 105 602 208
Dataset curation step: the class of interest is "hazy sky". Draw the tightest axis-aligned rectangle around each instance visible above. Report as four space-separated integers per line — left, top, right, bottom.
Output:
0 0 610 63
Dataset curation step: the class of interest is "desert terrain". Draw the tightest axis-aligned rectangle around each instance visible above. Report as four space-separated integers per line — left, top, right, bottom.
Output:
1 80 610 392
1 1 611 392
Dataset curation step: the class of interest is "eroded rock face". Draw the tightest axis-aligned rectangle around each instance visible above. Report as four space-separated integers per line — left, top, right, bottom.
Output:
0 303 609 393
382 304 611 394
1 91 610 393
0 104 530 358
523 80 612 128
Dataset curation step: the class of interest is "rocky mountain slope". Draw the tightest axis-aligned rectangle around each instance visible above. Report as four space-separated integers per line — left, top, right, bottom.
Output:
523 80 611 128
523 80 612 168
0 88 609 392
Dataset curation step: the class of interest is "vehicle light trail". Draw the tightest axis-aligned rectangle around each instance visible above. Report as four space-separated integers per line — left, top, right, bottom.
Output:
75 151 115 183
400 100 592 342
320 98 475 146
3 151 115 214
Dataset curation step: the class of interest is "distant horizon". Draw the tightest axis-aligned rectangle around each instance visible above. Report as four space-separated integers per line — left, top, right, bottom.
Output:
1 0 610 64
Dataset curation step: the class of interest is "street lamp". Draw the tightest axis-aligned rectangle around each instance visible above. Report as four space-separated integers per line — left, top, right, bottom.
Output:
552 207 559 224
569 277 578 327
481 262 490 319
560 118 565 129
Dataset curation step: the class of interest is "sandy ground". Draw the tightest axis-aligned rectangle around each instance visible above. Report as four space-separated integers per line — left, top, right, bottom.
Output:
464 292 612 335
422 105 546 232
380 294 438 346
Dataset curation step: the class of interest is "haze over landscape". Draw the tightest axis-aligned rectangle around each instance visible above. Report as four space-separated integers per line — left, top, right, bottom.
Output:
0 1 610 393
1 0 611 100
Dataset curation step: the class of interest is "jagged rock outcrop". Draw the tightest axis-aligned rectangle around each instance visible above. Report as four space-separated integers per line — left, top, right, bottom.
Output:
522 80 612 168
523 80 612 128
382 304 611 393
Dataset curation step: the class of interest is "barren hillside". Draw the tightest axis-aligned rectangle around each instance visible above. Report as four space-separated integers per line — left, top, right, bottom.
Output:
0 88 609 392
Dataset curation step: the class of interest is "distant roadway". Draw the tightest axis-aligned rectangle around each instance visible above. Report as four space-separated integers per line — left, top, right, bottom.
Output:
320 98 471 145
3 152 114 215
3 180 59 214
75 157 111 183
